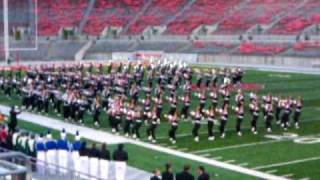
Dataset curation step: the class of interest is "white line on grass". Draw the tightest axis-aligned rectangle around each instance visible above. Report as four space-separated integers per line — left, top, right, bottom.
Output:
0 105 288 180
253 156 320 170
212 156 222 160
191 140 281 154
281 174 293 178
237 162 248 166
177 148 189 151
298 178 310 180
265 169 277 174
200 154 211 157
224 160 235 163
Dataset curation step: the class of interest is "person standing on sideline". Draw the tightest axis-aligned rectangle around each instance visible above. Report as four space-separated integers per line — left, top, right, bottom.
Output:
113 144 128 180
162 163 174 180
197 166 210 180
99 143 110 179
150 169 161 180
176 164 194 180
8 106 21 133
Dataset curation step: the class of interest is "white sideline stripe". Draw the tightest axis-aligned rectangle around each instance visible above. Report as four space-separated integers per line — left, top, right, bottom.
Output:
224 160 235 163
265 170 277 174
192 140 281 154
281 174 293 178
0 105 288 180
253 156 320 170
237 162 248 166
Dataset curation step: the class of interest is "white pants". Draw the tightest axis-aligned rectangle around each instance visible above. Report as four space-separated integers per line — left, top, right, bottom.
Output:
115 161 126 180
89 157 99 180
46 150 57 174
79 156 89 179
99 159 109 180
36 151 46 174
58 150 68 174
72 151 80 173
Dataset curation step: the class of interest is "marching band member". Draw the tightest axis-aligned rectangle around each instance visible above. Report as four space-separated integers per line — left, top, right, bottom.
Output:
124 101 134 137
273 95 282 124
234 101 245 136
281 98 292 130
168 94 178 116
147 107 159 143
57 129 70 175
45 130 58 175
191 107 202 142
36 133 46 175
89 143 100 180
168 112 179 144
249 99 259 134
219 104 229 138
72 131 82 175
93 96 102 127
180 92 191 120
209 87 219 109
235 89 245 108
293 97 303 129
205 105 217 141
99 143 110 179
265 103 274 132
132 108 143 139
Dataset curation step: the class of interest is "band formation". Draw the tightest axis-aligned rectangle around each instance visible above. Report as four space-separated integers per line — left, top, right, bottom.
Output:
0 60 303 144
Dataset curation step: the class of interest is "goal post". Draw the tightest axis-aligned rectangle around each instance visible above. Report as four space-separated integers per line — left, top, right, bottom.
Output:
2 0 38 64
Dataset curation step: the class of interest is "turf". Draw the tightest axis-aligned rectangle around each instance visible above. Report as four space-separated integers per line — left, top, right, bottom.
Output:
1 68 320 179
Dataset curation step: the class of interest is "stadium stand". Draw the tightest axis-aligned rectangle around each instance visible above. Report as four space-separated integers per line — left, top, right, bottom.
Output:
38 0 88 36
236 42 290 56
269 0 320 35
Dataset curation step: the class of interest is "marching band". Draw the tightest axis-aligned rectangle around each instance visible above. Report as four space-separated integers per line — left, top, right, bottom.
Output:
0 61 303 145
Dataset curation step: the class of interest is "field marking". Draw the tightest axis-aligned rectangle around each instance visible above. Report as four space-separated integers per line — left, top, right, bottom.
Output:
265 169 277 174
253 156 320 170
281 174 293 178
0 105 289 180
155 117 320 140
268 74 291 78
177 148 188 151
212 156 223 160
191 139 281 154
224 160 235 163
237 162 248 166
298 178 310 180
200 154 211 157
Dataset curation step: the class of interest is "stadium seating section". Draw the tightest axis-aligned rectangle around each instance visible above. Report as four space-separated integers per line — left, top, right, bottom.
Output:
3 0 318 36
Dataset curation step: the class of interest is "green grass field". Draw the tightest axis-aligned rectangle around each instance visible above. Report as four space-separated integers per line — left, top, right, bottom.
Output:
1 68 320 179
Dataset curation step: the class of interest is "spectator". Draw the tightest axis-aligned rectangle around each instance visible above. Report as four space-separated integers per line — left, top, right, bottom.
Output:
100 143 110 160
113 144 128 180
176 164 194 180
0 125 8 147
162 163 174 180
150 169 161 180
197 166 210 180
8 106 21 133
99 143 110 179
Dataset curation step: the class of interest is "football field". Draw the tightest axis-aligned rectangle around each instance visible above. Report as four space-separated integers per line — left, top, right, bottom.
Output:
1 67 320 179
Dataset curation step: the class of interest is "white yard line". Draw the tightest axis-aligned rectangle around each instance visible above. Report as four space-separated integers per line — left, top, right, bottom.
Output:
0 105 288 180
253 156 320 170
212 156 223 160
265 170 277 174
191 140 282 154
224 160 235 163
237 162 248 166
281 174 294 178
200 154 211 157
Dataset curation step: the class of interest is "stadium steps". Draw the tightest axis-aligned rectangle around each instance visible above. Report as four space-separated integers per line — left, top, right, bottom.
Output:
261 0 310 34
79 0 96 34
163 0 197 27
122 0 155 34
